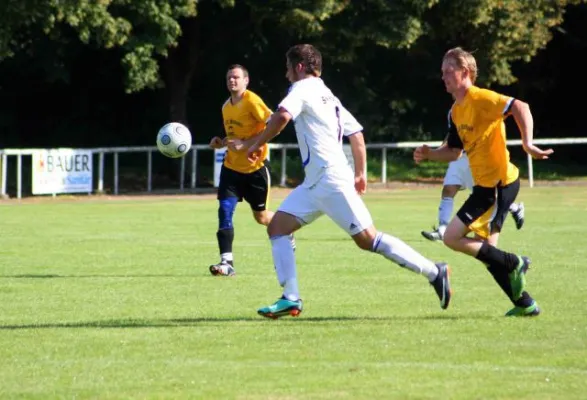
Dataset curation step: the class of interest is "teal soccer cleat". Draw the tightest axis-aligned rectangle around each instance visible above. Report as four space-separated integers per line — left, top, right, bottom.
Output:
257 297 303 319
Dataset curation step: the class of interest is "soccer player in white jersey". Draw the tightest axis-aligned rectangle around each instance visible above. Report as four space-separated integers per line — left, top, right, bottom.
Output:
421 152 525 242
244 44 452 319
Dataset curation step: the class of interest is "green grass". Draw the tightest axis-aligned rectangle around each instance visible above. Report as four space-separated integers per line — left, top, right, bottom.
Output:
0 186 586 399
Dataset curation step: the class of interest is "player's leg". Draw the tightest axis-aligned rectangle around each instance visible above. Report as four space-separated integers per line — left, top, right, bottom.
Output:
257 186 322 319
508 201 525 230
443 181 538 315
422 156 471 241
422 184 461 241
244 164 296 250
319 184 452 309
210 166 242 276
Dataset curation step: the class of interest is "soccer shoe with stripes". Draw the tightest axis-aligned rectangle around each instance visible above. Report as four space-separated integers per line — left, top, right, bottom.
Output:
431 263 452 310
510 202 525 230
505 301 541 317
257 297 303 319
508 256 530 300
209 261 235 277
421 227 443 242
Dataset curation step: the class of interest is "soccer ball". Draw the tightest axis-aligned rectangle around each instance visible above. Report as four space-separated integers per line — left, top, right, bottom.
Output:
156 122 192 158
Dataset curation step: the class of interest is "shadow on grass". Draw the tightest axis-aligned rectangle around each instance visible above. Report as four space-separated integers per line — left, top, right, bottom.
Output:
0 314 488 330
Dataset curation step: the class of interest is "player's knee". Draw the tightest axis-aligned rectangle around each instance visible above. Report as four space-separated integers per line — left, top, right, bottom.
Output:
352 228 377 251
442 185 460 198
442 233 459 250
253 211 271 226
218 198 238 229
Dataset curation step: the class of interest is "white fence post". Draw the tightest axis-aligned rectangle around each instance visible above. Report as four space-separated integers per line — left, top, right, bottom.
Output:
98 151 105 193
280 148 287 187
381 148 387 183
114 152 119 195
191 149 197 189
180 156 186 191
147 151 153 192
527 153 534 188
17 154 22 199
1 153 7 197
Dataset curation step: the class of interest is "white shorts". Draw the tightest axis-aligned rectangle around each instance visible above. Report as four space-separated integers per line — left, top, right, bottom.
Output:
278 169 373 236
443 154 473 190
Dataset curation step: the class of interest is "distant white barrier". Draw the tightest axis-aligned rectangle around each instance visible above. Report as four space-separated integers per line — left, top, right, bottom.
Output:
1 138 586 199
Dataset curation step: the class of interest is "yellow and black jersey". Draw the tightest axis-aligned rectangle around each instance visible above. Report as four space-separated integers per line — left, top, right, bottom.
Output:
222 90 272 174
446 86 519 187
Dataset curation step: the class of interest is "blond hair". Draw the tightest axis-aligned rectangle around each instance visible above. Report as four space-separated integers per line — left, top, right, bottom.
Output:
443 47 478 84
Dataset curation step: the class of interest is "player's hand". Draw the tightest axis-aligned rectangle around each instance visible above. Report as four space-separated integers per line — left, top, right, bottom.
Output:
355 174 367 195
523 143 554 160
413 145 430 164
226 138 245 152
209 136 224 149
247 142 261 162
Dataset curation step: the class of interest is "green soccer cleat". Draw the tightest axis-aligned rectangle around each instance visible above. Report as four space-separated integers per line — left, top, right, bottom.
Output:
505 301 541 317
257 297 303 319
508 256 530 300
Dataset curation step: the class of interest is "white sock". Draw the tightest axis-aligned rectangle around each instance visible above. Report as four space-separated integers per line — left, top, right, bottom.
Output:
372 232 439 282
220 252 233 263
509 203 519 213
271 235 299 301
438 197 454 227
438 224 447 237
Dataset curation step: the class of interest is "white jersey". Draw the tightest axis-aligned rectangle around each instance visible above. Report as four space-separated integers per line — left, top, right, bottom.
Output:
278 77 363 187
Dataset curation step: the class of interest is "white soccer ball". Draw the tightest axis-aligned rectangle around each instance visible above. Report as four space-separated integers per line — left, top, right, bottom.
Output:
156 122 192 158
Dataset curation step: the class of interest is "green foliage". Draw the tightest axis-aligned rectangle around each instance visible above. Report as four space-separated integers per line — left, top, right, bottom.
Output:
0 0 197 92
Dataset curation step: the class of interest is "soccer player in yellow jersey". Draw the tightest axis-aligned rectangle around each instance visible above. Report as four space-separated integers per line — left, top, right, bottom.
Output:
208 64 289 276
414 47 553 316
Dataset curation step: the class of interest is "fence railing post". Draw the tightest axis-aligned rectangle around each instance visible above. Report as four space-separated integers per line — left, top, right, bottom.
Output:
180 156 186 191
191 149 197 189
114 152 119 195
381 148 387 183
1 153 7 197
280 147 287 187
527 153 534 188
98 151 105 193
17 154 22 199
147 151 153 192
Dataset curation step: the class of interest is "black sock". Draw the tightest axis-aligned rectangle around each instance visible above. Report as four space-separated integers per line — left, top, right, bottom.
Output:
476 242 520 273
514 291 534 308
486 264 514 300
486 265 535 306
217 228 234 255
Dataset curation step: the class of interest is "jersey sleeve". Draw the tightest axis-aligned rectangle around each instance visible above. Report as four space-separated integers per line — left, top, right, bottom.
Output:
278 85 304 120
339 104 363 136
249 96 273 123
476 89 514 120
445 110 463 149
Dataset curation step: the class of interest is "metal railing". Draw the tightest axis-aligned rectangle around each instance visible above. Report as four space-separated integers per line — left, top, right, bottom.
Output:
1 138 586 199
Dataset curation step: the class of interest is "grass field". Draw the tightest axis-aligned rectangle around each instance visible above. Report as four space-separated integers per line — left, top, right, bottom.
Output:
0 185 586 399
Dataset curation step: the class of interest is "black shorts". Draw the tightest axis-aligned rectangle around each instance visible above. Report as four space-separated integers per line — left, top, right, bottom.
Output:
217 164 271 211
456 178 520 238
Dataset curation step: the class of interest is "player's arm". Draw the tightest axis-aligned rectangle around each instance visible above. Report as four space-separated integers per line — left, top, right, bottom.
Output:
414 117 462 164
348 132 366 178
247 108 290 160
509 99 553 160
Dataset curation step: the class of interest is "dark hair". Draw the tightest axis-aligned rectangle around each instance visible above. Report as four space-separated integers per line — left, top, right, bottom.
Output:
286 44 322 76
227 64 249 78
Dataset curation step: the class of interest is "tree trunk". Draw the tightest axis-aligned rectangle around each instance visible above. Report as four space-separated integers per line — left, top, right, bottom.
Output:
163 18 201 126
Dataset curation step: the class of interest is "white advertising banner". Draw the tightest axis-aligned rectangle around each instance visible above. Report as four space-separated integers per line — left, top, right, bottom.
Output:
32 149 93 195
213 148 227 188
213 147 271 187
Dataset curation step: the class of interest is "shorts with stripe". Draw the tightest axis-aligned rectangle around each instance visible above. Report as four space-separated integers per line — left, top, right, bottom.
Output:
217 164 271 211
456 178 520 239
